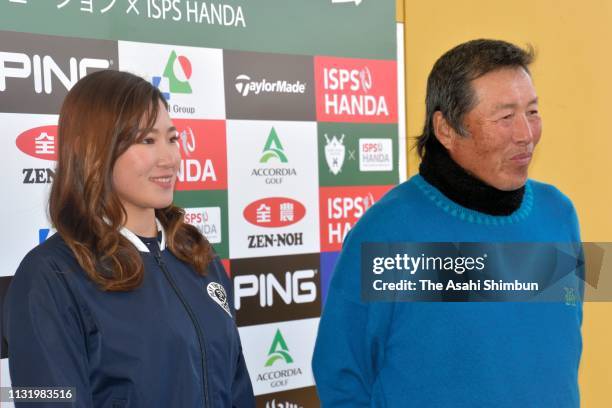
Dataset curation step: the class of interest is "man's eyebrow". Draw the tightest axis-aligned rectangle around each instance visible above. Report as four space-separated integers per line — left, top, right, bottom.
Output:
492 97 539 112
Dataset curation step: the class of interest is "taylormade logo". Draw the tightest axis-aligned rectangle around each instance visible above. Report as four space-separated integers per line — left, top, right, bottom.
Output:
235 74 306 96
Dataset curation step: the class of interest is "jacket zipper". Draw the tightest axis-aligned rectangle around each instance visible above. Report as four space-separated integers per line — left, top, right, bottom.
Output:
153 251 210 408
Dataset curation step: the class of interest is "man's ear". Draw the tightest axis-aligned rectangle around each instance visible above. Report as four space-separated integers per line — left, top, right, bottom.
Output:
432 111 455 151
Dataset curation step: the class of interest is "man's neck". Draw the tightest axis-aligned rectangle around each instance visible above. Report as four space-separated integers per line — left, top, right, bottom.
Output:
419 139 525 216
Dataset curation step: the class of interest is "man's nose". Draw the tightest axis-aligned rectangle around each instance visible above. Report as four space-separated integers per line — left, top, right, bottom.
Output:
513 113 535 144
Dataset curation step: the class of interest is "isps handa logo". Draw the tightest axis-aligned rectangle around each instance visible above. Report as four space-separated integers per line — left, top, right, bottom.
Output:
173 119 228 191
177 127 217 185
315 57 397 123
257 329 302 389
16 125 57 184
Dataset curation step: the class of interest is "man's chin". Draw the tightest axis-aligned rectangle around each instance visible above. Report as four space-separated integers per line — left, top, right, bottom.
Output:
496 175 529 191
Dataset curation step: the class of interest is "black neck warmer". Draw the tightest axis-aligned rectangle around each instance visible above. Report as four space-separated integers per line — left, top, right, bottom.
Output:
419 139 525 216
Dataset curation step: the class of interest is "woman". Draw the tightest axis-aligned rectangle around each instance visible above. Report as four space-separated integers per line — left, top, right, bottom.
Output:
3 70 255 407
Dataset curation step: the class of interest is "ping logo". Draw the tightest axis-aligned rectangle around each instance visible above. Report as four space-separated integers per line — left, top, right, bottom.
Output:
0 52 111 94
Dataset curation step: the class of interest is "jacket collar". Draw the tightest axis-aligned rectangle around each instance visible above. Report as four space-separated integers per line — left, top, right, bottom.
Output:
118 218 166 253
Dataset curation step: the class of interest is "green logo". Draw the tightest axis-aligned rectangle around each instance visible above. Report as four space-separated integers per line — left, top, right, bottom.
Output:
163 50 193 94
564 287 578 307
260 127 288 163
264 329 293 367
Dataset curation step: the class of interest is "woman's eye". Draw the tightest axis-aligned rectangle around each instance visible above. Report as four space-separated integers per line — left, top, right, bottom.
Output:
142 137 155 144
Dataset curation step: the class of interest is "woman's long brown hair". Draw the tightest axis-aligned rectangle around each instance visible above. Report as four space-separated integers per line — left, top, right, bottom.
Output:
49 70 212 291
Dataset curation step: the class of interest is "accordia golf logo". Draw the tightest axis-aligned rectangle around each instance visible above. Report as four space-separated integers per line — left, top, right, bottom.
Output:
260 128 287 163
257 329 302 388
234 74 306 97
324 134 346 175
250 127 297 185
265 329 293 366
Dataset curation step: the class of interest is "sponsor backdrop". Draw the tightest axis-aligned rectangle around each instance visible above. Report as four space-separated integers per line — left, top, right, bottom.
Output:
0 1 402 405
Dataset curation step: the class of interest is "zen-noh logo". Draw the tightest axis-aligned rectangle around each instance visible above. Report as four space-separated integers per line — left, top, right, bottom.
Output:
243 197 306 228
314 56 398 123
16 125 58 161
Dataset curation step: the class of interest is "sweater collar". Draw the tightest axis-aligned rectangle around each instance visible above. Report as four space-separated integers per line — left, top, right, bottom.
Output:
119 218 166 253
419 139 525 216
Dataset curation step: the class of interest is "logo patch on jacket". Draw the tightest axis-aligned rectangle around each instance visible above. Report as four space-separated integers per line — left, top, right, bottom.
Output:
207 282 232 317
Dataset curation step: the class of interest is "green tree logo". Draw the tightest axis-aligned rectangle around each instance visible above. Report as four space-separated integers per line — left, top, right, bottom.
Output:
163 50 193 94
265 329 294 367
260 127 288 163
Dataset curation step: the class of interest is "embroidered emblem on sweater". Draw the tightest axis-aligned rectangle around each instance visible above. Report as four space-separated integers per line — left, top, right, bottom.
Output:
564 287 578 307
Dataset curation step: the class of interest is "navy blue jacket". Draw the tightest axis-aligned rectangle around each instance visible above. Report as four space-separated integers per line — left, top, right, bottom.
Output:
3 227 255 407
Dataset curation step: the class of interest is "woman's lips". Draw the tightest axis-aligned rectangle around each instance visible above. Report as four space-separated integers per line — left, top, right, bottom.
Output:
150 176 174 189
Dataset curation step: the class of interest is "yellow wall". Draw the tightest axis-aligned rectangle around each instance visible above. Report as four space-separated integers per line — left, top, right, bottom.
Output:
397 0 612 406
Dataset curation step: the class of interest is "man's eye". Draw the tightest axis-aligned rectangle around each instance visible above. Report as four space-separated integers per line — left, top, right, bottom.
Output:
528 110 539 116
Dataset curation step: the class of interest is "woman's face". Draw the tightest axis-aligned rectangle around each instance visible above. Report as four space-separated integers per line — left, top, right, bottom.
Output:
112 101 181 221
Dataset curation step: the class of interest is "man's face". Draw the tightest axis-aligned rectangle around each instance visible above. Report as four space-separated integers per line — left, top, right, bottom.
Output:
448 67 542 191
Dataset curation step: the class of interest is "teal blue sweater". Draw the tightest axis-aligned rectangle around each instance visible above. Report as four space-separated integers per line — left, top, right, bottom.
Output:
313 175 582 407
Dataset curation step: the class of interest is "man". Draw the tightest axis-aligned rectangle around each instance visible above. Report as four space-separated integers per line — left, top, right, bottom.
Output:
313 39 582 407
